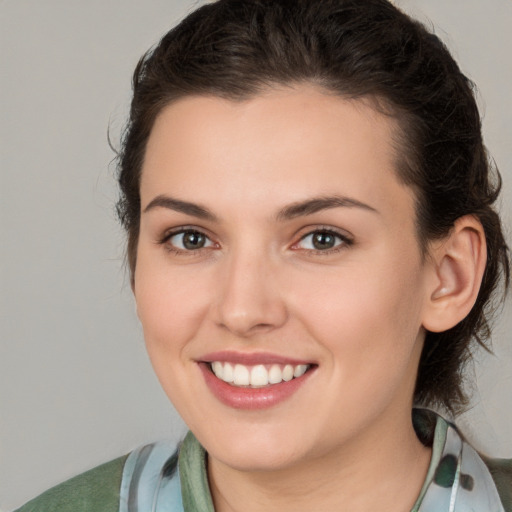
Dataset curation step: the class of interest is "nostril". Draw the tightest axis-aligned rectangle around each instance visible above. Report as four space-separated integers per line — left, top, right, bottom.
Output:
218 319 280 337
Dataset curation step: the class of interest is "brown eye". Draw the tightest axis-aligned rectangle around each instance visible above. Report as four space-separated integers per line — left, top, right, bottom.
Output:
312 232 337 250
296 229 350 252
168 230 213 250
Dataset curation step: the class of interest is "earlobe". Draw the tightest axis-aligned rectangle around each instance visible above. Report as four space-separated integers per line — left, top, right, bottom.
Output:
422 215 487 333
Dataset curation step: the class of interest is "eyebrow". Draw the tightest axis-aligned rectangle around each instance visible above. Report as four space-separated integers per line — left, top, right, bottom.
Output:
275 195 378 220
143 194 378 221
143 195 217 221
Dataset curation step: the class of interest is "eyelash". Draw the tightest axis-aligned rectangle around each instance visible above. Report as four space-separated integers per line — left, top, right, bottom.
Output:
158 227 216 256
158 227 353 256
293 227 353 255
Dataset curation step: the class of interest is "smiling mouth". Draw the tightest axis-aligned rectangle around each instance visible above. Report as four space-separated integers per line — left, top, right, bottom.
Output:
209 362 312 388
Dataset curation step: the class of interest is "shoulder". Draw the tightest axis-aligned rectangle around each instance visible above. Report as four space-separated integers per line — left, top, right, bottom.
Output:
482 455 512 512
14 454 129 512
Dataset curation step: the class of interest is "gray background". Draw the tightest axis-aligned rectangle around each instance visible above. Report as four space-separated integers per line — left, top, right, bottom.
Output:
1 0 511 509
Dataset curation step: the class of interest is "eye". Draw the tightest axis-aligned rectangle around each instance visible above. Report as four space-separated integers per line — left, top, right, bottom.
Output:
165 229 215 251
295 229 351 252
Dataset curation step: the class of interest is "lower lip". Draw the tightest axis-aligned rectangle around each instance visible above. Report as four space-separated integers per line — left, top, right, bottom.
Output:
199 363 314 410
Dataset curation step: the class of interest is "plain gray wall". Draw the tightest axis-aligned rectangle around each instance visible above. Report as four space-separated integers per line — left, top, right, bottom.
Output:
1 1 511 509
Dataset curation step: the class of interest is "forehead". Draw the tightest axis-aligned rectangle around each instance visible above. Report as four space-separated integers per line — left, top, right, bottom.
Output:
140 86 416 223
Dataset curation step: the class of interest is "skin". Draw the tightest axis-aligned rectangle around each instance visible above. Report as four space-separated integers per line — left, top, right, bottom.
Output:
134 85 476 511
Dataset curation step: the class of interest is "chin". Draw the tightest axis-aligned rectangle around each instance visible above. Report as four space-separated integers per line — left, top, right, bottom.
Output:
210 442 306 473
196 422 312 472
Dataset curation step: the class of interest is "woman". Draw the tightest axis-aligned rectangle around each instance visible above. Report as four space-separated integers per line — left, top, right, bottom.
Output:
15 0 511 510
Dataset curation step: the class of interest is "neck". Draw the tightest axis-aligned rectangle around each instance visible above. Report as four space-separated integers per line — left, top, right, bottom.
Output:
208 408 432 512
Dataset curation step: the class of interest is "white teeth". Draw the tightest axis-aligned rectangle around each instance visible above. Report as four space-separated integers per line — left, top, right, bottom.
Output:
282 364 294 381
268 364 282 384
223 362 234 383
294 364 308 378
212 361 223 379
250 365 268 386
210 361 310 387
233 364 250 385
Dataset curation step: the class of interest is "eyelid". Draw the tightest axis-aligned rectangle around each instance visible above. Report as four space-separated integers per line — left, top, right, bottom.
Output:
158 226 218 253
159 224 210 241
291 226 354 253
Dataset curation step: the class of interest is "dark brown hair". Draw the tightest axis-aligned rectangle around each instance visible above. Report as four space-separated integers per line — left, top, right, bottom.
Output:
117 0 509 413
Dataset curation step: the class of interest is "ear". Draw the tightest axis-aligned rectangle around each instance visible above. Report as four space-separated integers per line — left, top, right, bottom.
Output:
422 215 487 333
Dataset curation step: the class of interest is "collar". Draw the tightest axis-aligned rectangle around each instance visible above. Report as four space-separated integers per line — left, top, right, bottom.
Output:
179 409 505 512
411 409 505 511
120 409 505 511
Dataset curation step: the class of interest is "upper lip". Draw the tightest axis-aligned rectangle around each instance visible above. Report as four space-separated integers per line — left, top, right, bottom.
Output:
198 350 314 366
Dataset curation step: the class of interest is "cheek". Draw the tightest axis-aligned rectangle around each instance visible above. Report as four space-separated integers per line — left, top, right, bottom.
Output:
134 255 210 355
133 257 211 417
290 253 426 374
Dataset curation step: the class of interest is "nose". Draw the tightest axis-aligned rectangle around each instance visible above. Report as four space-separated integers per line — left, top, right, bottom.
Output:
213 249 288 337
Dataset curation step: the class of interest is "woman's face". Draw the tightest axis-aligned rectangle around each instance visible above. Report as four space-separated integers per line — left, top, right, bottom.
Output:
135 86 434 471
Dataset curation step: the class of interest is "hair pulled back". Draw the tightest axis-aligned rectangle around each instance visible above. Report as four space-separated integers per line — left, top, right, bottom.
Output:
117 0 509 413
